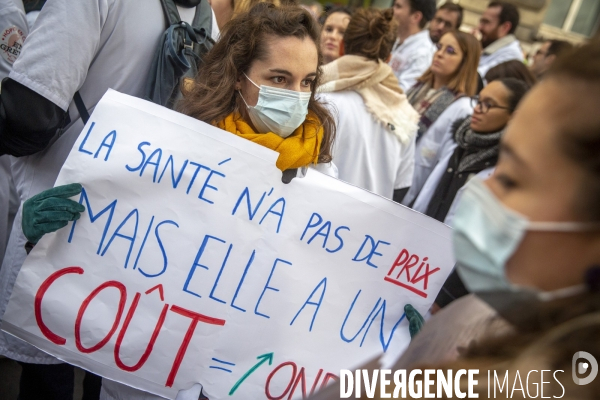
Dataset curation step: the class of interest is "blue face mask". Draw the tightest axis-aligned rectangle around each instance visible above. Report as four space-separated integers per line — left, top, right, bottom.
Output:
238 73 311 138
452 177 599 292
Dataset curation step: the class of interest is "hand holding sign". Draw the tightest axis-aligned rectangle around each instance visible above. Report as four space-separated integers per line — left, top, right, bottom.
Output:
22 183 85 244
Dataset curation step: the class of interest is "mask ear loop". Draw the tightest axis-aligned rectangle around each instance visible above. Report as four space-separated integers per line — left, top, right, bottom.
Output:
528 221 600 232
238 72 261 109
243 72 260 89
238 90 251 109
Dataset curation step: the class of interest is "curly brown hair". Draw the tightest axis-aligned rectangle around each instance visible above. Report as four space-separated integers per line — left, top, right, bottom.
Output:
177 3 336 164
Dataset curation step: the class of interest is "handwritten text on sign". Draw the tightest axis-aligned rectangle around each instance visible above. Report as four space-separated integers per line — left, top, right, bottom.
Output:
2 90 454 399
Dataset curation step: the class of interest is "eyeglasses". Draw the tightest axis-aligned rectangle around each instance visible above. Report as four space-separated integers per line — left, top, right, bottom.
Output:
435 42 458 55
471 96 511 113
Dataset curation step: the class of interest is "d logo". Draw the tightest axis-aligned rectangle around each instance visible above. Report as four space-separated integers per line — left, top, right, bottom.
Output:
572 351 598 385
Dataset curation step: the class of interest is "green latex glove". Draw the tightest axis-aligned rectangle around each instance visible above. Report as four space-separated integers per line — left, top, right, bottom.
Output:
22 183 85 244
405 304 424 339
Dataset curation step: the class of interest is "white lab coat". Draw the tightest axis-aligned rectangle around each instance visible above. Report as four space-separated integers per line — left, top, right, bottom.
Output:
320 90 416 199
388 30 436 92
401 97 472 208
0 0 27 266
0 157 18 265
0 0 221 398
478 34 524 77
0 0 219 368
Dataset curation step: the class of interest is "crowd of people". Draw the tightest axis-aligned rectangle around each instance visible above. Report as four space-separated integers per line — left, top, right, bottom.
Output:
0 0 599 398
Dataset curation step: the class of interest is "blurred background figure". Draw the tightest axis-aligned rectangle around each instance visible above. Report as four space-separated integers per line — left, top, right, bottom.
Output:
319 7 352 64
529 39 573 81
319 7 418 200
388 0 437 92
477 1 523 76
428 1 462 44
485 59 536 87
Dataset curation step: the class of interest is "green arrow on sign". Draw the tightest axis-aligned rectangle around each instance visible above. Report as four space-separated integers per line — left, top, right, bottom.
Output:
228 352 274 395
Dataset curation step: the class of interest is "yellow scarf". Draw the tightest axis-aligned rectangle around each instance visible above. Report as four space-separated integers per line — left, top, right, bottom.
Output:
216 112 323 171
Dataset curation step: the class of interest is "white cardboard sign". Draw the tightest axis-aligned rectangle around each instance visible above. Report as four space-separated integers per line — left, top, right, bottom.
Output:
2 90 455 399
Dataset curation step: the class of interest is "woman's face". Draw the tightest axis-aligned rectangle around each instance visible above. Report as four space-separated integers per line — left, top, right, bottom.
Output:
430 33 463 82
320 12 351 64
470 81 512 133
236 35 318 123
486 79 600 291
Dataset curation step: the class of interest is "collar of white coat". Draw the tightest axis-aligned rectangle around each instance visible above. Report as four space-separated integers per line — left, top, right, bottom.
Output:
483 34 518 55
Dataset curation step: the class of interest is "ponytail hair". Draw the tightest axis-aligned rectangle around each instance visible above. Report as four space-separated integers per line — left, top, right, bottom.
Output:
342 8 397 61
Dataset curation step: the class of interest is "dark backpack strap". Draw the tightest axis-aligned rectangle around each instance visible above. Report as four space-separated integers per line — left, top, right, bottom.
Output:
73 91 89 124
192 0 212 35
160 0 183 26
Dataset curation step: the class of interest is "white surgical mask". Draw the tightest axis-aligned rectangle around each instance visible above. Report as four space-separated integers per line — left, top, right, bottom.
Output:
452 177 600 292
238 73 311 138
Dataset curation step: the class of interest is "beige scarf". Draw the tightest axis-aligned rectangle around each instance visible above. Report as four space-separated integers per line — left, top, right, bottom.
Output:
318 55 419 144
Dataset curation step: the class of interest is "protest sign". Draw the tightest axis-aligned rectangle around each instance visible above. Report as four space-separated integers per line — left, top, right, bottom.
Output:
2 90 455 399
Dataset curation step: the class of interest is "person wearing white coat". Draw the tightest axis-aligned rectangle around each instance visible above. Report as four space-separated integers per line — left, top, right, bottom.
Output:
0 0 27 266
319 8 419 201
476 1 524 77
388 0 437 92
401 30 481 207
0 0 219 398
401 97 472 207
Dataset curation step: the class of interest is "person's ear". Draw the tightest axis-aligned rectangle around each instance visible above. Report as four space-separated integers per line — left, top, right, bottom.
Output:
499 21 512 37
410 11 423 27
339 40 345 56
234 75 242 91
545 54 556 66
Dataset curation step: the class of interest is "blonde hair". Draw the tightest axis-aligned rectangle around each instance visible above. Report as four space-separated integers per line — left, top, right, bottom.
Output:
418 31 481 96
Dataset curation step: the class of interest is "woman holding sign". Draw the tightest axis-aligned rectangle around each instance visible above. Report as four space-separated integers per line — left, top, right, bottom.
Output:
19 4 337 400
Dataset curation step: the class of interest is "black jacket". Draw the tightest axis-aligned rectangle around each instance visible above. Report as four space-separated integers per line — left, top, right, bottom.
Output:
425 145 497 222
